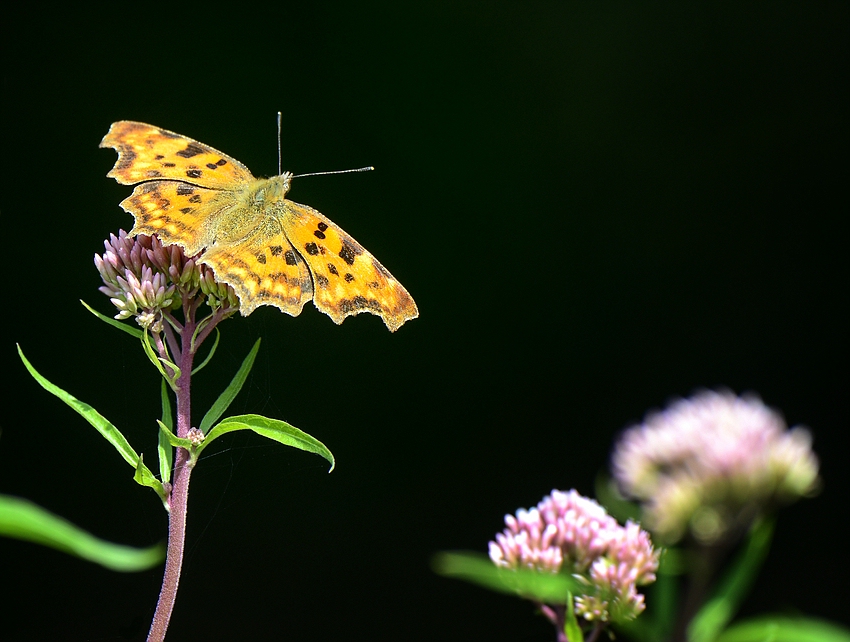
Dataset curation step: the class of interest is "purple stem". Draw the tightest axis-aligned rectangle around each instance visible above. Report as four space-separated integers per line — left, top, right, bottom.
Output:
146 313 200 642
585 622 604 642
162 315 182 364
540 604 569 642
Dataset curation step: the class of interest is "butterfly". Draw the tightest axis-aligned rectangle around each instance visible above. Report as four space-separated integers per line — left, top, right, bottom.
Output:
100 121 418 332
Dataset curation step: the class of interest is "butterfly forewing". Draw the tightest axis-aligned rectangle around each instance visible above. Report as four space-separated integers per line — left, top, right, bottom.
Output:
100 121 254 189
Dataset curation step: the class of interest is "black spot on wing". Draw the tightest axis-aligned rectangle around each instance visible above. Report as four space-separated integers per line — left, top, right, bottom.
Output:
176 143 205 158
339 240 361 266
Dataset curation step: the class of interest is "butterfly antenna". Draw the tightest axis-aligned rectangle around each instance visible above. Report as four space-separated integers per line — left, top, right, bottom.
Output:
293 166 375 179
277 111 283 176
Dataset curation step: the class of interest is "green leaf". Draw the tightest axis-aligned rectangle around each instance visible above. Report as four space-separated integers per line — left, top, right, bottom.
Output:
80 299 143 339
649 550 679 636
141 330 180 387
201 414 334 471
157 420 195 451
158 380 174 484
134 454 168 505
192 327 221 375
432 551 581 603
0 494 164 572
17 345 140 469
564 592 584 642
688 518 775 642
716 616 850 642
198 338 261 434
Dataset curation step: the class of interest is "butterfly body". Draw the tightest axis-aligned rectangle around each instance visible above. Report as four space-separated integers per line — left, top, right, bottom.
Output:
100 121 417 331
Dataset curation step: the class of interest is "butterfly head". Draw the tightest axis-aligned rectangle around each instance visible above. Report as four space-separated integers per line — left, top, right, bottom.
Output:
252 171 294 206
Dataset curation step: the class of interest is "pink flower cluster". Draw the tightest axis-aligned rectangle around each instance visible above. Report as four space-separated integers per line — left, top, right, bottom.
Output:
95 231 238 329
611 390 820 544
489 489 659 623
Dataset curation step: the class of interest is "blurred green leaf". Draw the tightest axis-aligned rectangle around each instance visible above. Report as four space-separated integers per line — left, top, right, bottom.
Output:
17 345 140 469
0 494 164 572
202 414 334 472
198 338 260 434
595 472 641 524
80 299 143 339
650 549 679 637
716 616 850 642
432 551 581 603
564 591 584 642
688 519 774 642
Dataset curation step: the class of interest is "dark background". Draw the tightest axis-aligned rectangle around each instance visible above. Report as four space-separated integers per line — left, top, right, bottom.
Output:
2 3 847 640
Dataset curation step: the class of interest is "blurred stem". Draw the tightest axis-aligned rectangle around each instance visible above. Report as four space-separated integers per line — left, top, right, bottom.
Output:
585 622 604 642
670 541 731 642
540 604 568 642
147 310 203 642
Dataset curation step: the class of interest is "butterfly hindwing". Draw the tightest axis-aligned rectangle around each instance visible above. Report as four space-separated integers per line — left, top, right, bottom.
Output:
120 181 232 255
280 200 418 332
200 215 314 317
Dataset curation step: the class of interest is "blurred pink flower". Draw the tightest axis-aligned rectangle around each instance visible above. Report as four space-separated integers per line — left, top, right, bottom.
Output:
611 390 820 544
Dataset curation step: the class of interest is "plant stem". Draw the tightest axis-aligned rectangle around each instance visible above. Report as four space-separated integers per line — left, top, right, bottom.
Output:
669 541 731 642
147 314 200 642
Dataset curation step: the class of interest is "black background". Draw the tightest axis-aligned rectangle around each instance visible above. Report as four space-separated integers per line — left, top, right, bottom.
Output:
2 3 847 640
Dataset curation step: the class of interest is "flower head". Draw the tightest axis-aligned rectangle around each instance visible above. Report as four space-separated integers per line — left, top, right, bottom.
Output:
489 489 659 624
611 390 820 544
95 231 239 329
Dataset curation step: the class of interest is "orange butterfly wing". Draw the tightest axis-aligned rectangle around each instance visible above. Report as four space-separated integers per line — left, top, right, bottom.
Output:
280 200 418 332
